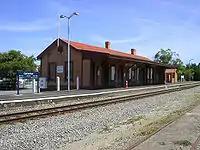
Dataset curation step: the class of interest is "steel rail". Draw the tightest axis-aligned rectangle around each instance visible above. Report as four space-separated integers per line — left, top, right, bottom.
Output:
190 135 200 150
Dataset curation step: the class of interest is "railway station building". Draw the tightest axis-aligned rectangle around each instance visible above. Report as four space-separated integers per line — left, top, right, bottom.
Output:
37 39 174 90
165 68 178 83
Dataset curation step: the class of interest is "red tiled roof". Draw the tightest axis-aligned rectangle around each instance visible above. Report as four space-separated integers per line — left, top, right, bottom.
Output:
63 40 151 61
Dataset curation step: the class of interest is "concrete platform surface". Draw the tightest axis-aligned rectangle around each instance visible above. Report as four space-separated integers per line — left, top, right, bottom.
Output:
0 82 197 101
135 104 200 150
0 84 167 101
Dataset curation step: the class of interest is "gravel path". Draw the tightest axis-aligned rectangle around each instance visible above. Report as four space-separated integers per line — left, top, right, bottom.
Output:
135 104 200 150
0 86 200 150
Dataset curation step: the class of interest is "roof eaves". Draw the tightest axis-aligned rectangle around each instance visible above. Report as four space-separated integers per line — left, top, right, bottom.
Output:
109 54 156 65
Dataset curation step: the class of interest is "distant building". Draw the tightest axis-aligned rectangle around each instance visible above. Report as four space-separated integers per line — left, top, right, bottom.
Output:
165 69 178 83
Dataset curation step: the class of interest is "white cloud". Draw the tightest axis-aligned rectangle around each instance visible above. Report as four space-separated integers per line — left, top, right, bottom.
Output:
134 18 160 25
90 11 200 63
110 36 145 44
0 25 50 32
130 16 200 63
0 0 71 32
91 35 146 45
0 19 55 32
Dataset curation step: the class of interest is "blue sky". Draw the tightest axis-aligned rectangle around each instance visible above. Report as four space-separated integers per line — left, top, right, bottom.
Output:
0 0 199 64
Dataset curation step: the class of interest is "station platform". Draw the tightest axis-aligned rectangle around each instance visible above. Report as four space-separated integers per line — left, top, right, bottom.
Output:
0 82 190 102
0 84 162 101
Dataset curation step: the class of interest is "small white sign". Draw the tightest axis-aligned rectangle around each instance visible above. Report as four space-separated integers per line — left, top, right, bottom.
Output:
39 77 47 89
57 65 63 73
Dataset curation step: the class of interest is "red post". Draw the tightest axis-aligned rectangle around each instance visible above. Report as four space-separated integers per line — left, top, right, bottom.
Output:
126 80 128 88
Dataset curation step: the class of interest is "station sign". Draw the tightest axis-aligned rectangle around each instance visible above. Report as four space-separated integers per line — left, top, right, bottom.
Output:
57 65 63 73
18 71 38 78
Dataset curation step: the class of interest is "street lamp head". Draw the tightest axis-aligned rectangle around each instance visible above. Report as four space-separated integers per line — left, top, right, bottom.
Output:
60 15 66 18
73 12 79 16
68 12 79 19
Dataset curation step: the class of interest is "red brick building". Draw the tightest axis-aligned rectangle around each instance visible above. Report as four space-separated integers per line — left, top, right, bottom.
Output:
37 39 173 90
165 68 178 83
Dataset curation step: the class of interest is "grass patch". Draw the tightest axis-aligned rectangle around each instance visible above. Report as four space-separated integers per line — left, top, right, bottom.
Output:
98 125 113 134
138 125 159 136
164 107 170 111
18 119 27 123
157 109 183 125
0 122 14 126
194 93 200 98
137 109 183 136
115 136 123 142
121 115 146 125
173 140 192 146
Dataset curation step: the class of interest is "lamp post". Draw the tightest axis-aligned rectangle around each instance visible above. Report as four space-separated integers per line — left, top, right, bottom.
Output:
59 12 78 91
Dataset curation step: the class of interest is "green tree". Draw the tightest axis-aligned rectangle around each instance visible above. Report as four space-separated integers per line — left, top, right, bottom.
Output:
196 63 200 81
184 68 194 81
154 48 179 64
154 48 184 80
0 50 36 87
177 65 186 78
186 63 200 81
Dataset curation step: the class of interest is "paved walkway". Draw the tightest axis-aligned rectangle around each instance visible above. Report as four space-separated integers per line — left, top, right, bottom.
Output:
0 82 194 101
135 104 200 150
0 84 165 101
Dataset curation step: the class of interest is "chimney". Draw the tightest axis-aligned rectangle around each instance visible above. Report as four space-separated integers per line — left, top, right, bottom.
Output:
105 41 111 49
131 49 136 55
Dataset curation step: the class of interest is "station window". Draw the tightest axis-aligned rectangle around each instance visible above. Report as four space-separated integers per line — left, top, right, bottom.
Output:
48 62 56 81
150 68 153 79
129 68 132 80
65 61 73 81
111 66 115 81
132 69 135 79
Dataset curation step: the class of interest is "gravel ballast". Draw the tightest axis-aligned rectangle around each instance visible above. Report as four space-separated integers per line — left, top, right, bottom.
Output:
0 86 200 150
0 87 164 115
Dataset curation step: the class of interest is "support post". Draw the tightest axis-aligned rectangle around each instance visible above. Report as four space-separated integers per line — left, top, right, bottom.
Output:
57 76 60 91
17 73 20 95
76 76 79 90
126 80 128 88
32 79 36 94
67 18 71 91
37 76 40 93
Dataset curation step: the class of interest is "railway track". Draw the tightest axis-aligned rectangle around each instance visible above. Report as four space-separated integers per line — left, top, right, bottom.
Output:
0 83 199 124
